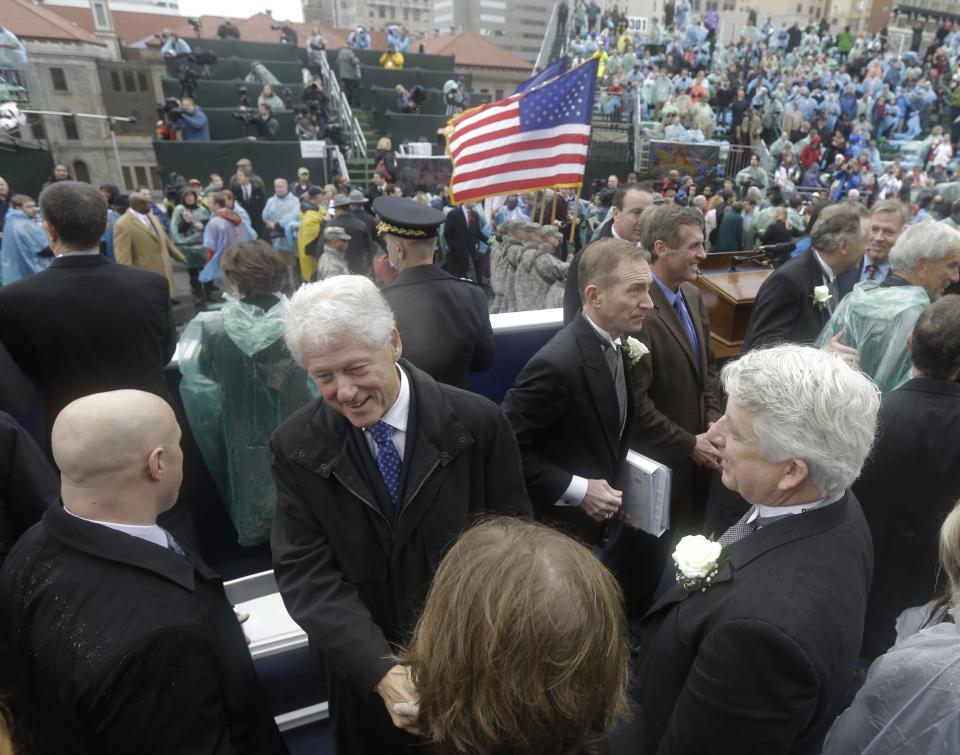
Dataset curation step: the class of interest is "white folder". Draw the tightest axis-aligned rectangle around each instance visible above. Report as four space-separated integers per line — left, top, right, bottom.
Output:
623 450 672 537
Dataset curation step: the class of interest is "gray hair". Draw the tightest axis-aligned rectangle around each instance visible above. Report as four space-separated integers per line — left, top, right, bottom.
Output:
282 276 396 366
889 221 960 273
721 345 880 499
810 203 868 254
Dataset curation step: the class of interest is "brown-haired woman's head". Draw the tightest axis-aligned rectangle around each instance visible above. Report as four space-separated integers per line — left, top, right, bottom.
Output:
401 518 629 755
219 240 288 298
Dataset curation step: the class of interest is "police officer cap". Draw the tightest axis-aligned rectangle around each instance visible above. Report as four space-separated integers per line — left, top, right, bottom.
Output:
373 196 445 239
523 221 541 232
540 225 563 240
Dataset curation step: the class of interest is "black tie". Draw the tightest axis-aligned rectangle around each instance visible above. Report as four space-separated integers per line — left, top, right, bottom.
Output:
603 342 627 437
718 507 793 547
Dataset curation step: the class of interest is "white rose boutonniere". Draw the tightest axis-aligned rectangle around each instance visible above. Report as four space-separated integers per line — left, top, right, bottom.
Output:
622 336 649 365
672 535 723 592
810 284 832 311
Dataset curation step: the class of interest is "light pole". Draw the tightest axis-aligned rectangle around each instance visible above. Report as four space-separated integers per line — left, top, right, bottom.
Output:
19 109 135 182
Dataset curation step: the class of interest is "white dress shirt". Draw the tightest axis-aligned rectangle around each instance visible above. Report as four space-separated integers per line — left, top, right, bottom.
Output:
63 505 169 549
558 312 621 507
362 364 410 461
747 491 843 524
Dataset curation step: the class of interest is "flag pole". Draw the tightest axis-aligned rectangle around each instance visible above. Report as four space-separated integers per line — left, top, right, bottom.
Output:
569 184 581 245
550 188 558 226
530 191 539 224
539 190 547 224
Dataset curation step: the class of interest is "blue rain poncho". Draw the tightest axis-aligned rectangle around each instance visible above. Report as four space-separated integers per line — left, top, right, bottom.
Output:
178 294 315 545
1 209 50 284
815 280 930 392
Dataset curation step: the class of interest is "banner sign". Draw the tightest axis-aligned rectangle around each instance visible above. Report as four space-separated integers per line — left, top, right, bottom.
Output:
646 141 721 182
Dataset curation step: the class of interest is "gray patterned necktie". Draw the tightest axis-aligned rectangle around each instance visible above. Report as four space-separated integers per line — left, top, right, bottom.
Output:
602 342 627 436
718 506 793 547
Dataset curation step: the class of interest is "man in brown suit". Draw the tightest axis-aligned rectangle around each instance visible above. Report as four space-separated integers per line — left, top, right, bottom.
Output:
631 204 723 540
114 193 186 298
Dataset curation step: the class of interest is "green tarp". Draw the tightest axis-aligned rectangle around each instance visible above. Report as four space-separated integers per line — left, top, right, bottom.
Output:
326 48 455 72
358 66 469 92
154 140 336 190
365 85 446 114
180 38 303 62
166 56 304 83
162 78 306 108
0 142 54 199
201 107 297 140
382 112 449 147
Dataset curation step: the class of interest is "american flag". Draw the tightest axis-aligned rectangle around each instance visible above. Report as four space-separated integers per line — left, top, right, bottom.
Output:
447 56 598 204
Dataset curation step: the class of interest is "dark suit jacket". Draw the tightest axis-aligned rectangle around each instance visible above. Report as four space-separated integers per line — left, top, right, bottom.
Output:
234 183 267 235
0 255 176 436
328 211 376 275
382 265 494 390
0 412 57 566
501 312 635 546
442 206 485 278
563 217 614 324
742 249 833 351
634 493 873 755
0 504 287 754
630 280 723 533
271 361 530 753
853 377 960 659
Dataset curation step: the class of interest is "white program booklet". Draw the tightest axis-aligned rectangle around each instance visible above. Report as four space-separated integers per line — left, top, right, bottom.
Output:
623 450 672 537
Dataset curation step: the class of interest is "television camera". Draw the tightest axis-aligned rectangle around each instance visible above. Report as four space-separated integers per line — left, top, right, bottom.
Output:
271 24 298 45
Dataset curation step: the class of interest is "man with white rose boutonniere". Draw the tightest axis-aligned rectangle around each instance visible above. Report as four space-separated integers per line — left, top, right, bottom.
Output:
627 345 878 755
742 204 870 352
502 239 660 609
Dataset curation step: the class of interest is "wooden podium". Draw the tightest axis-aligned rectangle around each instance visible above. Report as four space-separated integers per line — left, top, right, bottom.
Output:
694 263 771 358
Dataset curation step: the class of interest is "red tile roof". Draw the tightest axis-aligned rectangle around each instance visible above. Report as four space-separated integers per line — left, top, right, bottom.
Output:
43 6 387 49
1 0 102 45
419 31 531 71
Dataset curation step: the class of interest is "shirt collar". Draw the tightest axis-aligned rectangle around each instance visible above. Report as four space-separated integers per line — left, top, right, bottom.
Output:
609 223 642 248
749 491 843 522
373 363 410 433
56 249 101 257
863 257 891 274
582 311 621 349
812 249 836 282
652 270 680 304
63 505 169 549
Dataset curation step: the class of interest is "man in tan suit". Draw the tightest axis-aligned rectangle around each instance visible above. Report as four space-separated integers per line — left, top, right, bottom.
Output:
114 193 186 298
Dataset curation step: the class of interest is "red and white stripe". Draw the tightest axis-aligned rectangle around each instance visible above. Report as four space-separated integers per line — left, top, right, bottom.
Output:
447 95 590 203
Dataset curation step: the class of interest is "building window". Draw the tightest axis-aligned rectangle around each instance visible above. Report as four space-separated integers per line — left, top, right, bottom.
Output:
62 115 80 140
815 6 821 16
93 2 108 29
150 166 162 190
123 71 136 92
50 67 68 91
121 166 134 191
111 70 122 91
134 166 149 189
137 72 148 92
73 160 91 183
29 115 46 141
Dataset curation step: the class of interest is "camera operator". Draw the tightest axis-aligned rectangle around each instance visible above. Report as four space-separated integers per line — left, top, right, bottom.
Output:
254 104 280 142
245 61 280 87
271 23 298 46
159 30 191 58
176 64 198 99
178 96 209 142
307 27 327 74
302 74 330 120
217 19 240 39
443 79 464 116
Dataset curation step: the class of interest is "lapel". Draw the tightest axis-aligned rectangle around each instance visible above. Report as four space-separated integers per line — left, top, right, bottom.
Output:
650 281 700 378
642 495 852 620
804 250 832 328
394 362 472 552
127 213 162 248
573 313 621 462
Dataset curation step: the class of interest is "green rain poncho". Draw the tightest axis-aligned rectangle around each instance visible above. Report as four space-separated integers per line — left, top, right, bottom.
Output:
815 280 930 392
179 295 315 545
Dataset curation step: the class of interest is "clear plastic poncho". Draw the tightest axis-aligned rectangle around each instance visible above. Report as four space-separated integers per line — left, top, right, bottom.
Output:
178 294 315 545
815 280 930 392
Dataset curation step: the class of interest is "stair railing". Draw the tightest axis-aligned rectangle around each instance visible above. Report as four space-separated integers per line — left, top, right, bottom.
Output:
318 51 367 160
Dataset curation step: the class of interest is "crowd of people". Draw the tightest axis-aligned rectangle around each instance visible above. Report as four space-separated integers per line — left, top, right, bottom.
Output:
3 2 960 754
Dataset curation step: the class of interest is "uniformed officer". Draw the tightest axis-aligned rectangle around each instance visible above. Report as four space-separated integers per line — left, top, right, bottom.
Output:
375 196 495 390
504 221 539 313
490 219 521 314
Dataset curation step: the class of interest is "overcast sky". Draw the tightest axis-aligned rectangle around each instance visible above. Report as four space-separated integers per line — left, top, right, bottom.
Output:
178 0 304 24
